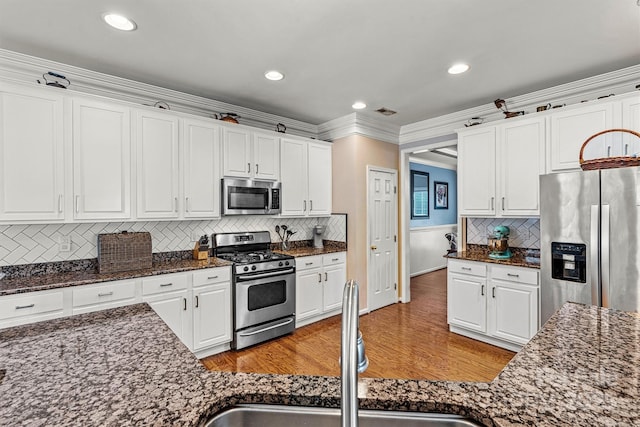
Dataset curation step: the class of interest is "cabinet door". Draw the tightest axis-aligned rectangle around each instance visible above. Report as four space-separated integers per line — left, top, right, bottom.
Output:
193 283 232 350
548 102 617 172
135 109 180 218
0 85 65 221
183 119 220 218
447 272 486 333
73 98 131 220
622 96 640 156
488 280 538 345
222 127 252 178
323 262 346 312
499 118 545 216
458 127 496 216
307 142 332 215
296 267 323 322
280 138 308 216
253 132 279 180
144 290 191 348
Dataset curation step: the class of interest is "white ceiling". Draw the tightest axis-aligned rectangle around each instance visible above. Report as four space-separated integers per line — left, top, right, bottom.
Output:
1 0 639 126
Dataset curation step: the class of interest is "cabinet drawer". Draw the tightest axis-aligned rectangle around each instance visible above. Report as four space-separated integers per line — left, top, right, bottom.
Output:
142 273 189 296
491 266 539 286
448 260 486 277
192 267 231 287
322 252 346 266
73 280 137 308
0 290 64 321
296 255 323 271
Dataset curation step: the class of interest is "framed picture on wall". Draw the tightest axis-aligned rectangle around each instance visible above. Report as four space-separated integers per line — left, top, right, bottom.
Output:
434 181 448 209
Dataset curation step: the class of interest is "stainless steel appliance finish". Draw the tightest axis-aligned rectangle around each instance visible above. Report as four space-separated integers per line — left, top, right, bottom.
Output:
213 231 295 349
221 178 281 215
206 405 483 427
540 167 640 323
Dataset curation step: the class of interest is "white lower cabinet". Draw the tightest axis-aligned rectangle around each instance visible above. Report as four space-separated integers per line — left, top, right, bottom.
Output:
72 279 138 315
142 273 190 347
0 288 68 328
447 259 539 351
192 282 231 351
296 252 346 327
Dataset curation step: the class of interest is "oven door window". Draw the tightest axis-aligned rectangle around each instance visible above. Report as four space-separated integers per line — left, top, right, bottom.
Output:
248 280 287 311
228 186 268 210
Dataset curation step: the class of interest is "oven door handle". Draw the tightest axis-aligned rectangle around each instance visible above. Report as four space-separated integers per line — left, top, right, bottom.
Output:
236 268 295 281
238 318 294 337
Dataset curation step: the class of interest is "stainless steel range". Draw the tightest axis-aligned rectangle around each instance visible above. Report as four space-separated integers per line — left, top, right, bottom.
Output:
212 231 295 350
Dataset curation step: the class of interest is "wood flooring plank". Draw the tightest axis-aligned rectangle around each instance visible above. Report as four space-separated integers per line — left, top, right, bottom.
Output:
200 268 515 382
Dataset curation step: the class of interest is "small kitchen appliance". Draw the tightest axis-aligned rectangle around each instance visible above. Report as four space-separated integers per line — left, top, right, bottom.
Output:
221 178 281 215
212 231 295 350
488 225 512 259
313 225 326 249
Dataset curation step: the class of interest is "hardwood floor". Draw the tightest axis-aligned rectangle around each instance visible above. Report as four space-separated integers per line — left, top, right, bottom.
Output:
201 269 515 382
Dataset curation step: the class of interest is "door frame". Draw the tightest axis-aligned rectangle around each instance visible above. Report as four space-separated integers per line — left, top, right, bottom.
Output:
366 165 399 310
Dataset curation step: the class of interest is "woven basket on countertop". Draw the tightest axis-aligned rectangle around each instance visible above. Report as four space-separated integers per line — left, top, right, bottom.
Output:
97 231 152 273
579 129 640 171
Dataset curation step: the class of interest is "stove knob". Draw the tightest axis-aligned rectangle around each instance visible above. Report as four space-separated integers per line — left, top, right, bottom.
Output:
285 261 290 266
251 265 257 271
278 261 283 267
243 266 249 272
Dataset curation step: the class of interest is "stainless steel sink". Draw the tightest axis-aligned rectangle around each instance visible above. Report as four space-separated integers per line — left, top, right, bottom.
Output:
206 404 483 426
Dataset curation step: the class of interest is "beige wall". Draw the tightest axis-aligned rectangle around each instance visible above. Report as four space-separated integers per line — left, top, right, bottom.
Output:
332 134 400 309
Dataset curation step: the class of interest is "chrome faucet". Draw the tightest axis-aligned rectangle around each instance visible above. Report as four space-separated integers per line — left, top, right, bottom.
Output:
341 280 368 427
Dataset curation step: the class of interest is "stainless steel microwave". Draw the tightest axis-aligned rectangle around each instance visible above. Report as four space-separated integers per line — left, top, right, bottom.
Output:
221 178 281 215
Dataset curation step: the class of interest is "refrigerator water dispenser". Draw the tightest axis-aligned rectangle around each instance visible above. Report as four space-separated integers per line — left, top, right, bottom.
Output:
551 242 587 283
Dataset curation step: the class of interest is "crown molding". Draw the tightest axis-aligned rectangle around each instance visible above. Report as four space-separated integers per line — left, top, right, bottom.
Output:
399 64 640 144
409 156 457 171
0 49 319 137
317 112 401 144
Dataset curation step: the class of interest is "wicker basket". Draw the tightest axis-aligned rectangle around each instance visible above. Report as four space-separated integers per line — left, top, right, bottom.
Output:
97 231 152 273
579 129 640 170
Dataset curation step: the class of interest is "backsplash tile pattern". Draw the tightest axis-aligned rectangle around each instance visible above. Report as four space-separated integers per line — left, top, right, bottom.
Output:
0 215 347 266
466 217 540 249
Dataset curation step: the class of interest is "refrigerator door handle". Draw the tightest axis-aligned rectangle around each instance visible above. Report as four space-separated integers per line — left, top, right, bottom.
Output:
590 205 601 307
601 204 610 308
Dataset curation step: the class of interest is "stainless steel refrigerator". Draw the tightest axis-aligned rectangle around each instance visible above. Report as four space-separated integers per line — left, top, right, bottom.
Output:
540 166 640 323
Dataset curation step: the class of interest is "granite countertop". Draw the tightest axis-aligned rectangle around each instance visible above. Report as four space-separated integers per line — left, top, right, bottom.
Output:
272 240 347 257
1 302 638 426
0 257 232 297
446 245 540 269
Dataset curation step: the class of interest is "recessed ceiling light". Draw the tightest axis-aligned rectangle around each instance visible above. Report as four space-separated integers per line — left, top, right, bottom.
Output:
103 13 137 31
448 63 470 74
264 70 284 81
352 101 367 110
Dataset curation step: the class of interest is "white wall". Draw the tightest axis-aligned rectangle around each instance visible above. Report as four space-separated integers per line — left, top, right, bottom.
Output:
409 224 456 276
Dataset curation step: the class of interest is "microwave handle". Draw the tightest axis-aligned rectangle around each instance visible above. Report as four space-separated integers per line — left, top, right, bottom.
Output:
267 187 272 210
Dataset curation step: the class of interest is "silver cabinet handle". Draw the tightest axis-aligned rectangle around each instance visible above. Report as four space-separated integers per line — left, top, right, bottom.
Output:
256 164 259 174
183 298 187 311
625 143 629 155
98 291 113 297
507 273 519 278
75 195 80 213
490 197 494 210
492 287 496 298
160 283 173 287
305 262 313 266
332 258 339 262
15 304 35 310
481 285 485 296
502 197 505 211
303 200 307 211
207 275 219 280
607 146 611 157
185 197 190 213
310 200 313 211
461 267 472 271
58 195 63 213
195 295 199 308
324 272 328 282
174 197 178 213
247 163 251 173
318 273 322 283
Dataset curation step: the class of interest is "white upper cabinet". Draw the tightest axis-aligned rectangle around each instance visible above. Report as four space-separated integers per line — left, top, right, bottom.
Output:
458 127 496 216
135 109 180 219
0 84 65 222
72 98 131 220
280 138 332 216
182 118 221 219
548 101 619 172
621 95 640 157
459 117 545 217
222 126 279 180
498 117 545 216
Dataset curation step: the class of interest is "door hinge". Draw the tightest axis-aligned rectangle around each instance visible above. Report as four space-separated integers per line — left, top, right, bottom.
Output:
394 235 397 242
394 186 397 194
394 283 397 290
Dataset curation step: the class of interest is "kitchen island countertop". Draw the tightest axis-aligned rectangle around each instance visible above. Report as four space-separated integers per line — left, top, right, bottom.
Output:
1 302 638 426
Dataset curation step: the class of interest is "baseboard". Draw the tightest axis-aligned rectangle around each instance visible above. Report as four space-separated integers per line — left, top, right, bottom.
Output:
449 325 523 352
410 265 447 277
195 342 231 359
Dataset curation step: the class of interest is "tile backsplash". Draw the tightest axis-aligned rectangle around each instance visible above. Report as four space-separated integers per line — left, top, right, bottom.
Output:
0 215 347 266
466 217 540 249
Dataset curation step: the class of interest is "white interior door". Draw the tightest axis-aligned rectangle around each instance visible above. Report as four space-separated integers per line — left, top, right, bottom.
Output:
367 168 398 311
